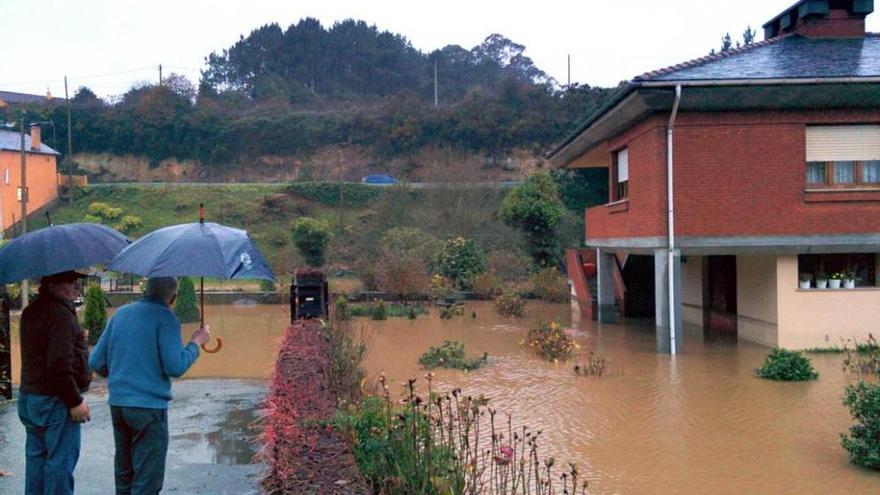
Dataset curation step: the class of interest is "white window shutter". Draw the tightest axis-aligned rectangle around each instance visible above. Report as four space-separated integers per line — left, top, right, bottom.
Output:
617 148 629 182
806 125 880 162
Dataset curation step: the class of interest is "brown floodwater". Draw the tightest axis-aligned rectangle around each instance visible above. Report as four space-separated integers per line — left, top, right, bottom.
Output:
9 301 880 494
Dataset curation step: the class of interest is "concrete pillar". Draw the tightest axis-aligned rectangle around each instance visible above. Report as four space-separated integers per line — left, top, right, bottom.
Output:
597 249 619 324
655 249 683 354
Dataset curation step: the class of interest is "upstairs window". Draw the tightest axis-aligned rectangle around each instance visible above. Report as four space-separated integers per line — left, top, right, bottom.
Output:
613 148 629 201
806 125 880 187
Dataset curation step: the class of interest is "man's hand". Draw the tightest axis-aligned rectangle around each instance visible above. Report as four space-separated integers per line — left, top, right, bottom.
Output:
190 325 211 346
69 402 90 423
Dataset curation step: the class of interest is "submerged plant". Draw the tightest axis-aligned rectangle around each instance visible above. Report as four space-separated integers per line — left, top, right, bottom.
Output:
494 290 525 317
841 380 880 470
574 351 618 378
756 349 818 381
842 334 880 376
419 341 487 371
523 322 576 361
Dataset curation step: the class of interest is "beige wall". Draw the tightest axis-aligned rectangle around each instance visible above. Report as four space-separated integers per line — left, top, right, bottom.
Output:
736 256 779 347
681 255 703 326
777 255 880 349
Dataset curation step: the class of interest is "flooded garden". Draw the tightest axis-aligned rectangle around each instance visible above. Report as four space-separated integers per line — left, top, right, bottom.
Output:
3 300 880 494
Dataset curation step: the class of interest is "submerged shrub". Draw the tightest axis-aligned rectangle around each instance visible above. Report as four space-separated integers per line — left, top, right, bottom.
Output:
841 380 880 470
756 349 818 381
523 321 576 361
494 290 525 317
419 341 487 371
439 302 465 320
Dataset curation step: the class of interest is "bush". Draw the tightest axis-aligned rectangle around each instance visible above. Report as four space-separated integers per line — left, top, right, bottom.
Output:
291 217 331 267
174 277 201 324
486 250 532 283
87 202 123 222
259 279 277 292
756 349 818 381
370 301 387 320
440 302 465 320
349 302 426 318
499 173 565 267
419 341 487 370
841 381 880 470
286 182 381 207
434 236 485 291
472 272 503 299
523 321 576 361
334 295 349 321
83 285 108 345
114 215 142 235
494 290 525 317
531 267 569 303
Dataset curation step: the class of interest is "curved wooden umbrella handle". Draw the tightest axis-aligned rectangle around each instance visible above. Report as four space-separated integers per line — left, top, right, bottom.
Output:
201 337 223 354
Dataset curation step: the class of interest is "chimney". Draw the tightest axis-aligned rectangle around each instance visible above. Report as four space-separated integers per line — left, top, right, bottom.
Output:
763 0 873 40
30 123 41 151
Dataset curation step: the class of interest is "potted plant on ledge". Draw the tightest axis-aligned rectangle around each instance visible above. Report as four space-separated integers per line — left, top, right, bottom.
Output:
799 273 812 289
843 269 859 289
816 270 828 289
828 272 844 289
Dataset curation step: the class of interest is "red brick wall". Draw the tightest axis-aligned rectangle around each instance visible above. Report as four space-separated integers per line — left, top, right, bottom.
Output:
586 109 880 241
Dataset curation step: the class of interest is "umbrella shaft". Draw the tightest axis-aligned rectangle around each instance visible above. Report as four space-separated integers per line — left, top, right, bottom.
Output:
200 277 205 326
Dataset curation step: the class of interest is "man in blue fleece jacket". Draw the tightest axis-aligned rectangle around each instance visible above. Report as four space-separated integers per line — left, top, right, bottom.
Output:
89 277 210 494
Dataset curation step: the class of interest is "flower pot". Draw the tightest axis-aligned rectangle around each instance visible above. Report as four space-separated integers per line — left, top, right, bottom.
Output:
829 279 842 289
799 280 811 289
844 279 856 289
816 279 828 289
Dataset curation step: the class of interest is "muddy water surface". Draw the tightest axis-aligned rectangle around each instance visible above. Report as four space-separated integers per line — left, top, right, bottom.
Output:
9 300 880 494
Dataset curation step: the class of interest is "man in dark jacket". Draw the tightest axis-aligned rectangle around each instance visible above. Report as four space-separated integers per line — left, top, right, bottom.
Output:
18 270 91 495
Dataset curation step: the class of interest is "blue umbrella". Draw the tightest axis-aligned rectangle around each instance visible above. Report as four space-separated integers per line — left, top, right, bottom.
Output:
107 222 275 282
108 207 275 352
0 222 130 284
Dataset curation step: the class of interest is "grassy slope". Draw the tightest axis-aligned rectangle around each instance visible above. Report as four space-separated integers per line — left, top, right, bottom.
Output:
39 183 581 282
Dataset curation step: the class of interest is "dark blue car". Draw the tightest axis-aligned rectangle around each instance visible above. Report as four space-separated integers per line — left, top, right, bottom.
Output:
361 174 398 185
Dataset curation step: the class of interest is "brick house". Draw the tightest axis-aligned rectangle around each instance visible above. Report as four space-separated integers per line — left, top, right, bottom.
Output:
549 0 880 352
0 125 60 233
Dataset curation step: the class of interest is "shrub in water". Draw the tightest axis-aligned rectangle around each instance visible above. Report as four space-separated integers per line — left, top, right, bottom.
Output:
523 321 576 361
83 285 108 345
370 301 387 320
174 277 201 324
841 380 880 470
419 341 487 371
756 349 818 381
472 271 503 299
494 290 525 317
530 267 570 303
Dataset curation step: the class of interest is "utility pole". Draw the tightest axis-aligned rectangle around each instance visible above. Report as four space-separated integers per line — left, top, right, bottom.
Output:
19 116 28 307
159 64 163 85
65 75 74 201
434 59 438 107
567 54 571 88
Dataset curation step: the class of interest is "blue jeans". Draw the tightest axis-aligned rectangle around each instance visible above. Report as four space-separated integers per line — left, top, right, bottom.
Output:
17 392 81 495
111 406 168 495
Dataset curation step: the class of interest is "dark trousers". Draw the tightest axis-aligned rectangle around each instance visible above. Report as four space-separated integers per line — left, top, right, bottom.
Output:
110 406 169 495
18 392 81 495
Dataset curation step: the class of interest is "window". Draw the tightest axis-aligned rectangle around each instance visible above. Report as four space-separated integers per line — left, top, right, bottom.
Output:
798 253 876 288
613 148 628 201
805 125 880 188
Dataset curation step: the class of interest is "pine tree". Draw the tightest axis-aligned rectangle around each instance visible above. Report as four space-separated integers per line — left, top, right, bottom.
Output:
174 277 201 324
83 285 108 345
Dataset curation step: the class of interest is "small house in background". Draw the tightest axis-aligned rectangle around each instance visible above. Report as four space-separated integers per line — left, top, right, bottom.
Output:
0 124 60 234
551 0 880 352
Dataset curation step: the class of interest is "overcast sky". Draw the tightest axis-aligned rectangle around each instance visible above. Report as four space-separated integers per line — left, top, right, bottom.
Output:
1 0 878 98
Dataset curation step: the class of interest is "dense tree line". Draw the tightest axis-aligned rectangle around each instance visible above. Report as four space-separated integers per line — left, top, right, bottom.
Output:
3 19 619 168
